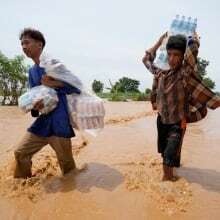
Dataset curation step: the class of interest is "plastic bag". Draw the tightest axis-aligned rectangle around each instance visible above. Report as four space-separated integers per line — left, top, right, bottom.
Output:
40 54 83 90
18 85 58 114
67 92 105 131
39 54 105 134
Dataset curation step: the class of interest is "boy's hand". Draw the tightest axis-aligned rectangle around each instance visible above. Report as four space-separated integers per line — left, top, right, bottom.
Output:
142 51 151 63
41 75 64 88
192 32 200 46
146 32 168 55
41 75 55 88
158 32 168 45
33 99 44 111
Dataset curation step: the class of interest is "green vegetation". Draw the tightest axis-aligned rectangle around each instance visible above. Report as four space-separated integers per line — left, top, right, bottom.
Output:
0 52 28 105
0 50 218 106
92 57 218 102
92 79 104 93
93 77 151 102
197 58 215 89
97 92 150 102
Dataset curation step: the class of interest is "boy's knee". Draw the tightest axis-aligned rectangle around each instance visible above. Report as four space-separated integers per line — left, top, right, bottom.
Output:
14 149 24 161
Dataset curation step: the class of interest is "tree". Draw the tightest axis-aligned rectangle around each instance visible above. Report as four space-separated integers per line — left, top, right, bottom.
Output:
145 88 151 94
92 80 104 93
202 77 215 90
197 57 215 90
111 77 140 93
0 52 28 105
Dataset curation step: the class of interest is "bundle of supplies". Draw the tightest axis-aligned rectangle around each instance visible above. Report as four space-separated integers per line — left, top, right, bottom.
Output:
67 92 105 130
155 15 198 70
39 54 105 131
18 85 58 114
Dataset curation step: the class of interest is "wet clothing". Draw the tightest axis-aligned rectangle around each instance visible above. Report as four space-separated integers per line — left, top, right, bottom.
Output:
157 114 185 167
28 64 80 138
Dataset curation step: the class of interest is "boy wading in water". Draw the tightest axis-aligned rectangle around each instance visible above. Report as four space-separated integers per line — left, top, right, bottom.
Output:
14 28 81 178
142 32 220 181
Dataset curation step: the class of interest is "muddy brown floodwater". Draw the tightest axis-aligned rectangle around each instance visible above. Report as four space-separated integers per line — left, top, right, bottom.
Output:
0 102 219 220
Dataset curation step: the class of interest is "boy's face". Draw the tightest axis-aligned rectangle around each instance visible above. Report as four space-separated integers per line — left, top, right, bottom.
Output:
21 36 42 59
167 49 184 70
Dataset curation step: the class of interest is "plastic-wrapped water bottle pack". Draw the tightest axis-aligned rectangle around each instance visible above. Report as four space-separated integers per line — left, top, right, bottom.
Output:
67 92 105 130
155 15 198 70
18 85 58 114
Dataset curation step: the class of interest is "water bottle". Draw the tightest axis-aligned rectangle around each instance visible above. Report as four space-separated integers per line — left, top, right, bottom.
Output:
156 51 169 69
156 53 164 69
176 16 181 33
188 22 194 37
185 17 192 36
170 14 179 35
178 16 186 34
192 18 197 33
182 17 190 36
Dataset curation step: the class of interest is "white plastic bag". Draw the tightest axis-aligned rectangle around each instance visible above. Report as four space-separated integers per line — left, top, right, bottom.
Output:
18 85 58 114
39 53 105 133
40 54 83 90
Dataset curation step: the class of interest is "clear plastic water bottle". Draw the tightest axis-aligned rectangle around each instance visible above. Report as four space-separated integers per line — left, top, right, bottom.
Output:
178 16 186 34
158 53 164 63
170 14 180 35
188 22 194 37
192 18 197 33
156 50 169 69
182 17 191 36
185 17 192 36
156 53 164 69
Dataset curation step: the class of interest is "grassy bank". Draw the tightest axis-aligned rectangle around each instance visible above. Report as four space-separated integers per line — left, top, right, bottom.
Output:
97 92 150 101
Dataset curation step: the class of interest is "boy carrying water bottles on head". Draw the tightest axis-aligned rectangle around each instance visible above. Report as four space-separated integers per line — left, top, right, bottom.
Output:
142 31 220 181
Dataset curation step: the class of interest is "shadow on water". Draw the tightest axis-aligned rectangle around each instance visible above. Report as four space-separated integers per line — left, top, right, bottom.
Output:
178 166 220 193
44 162 124 194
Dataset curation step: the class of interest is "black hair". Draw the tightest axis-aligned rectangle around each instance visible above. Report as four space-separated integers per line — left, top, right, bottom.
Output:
166 34 187 54
19 28 46 48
